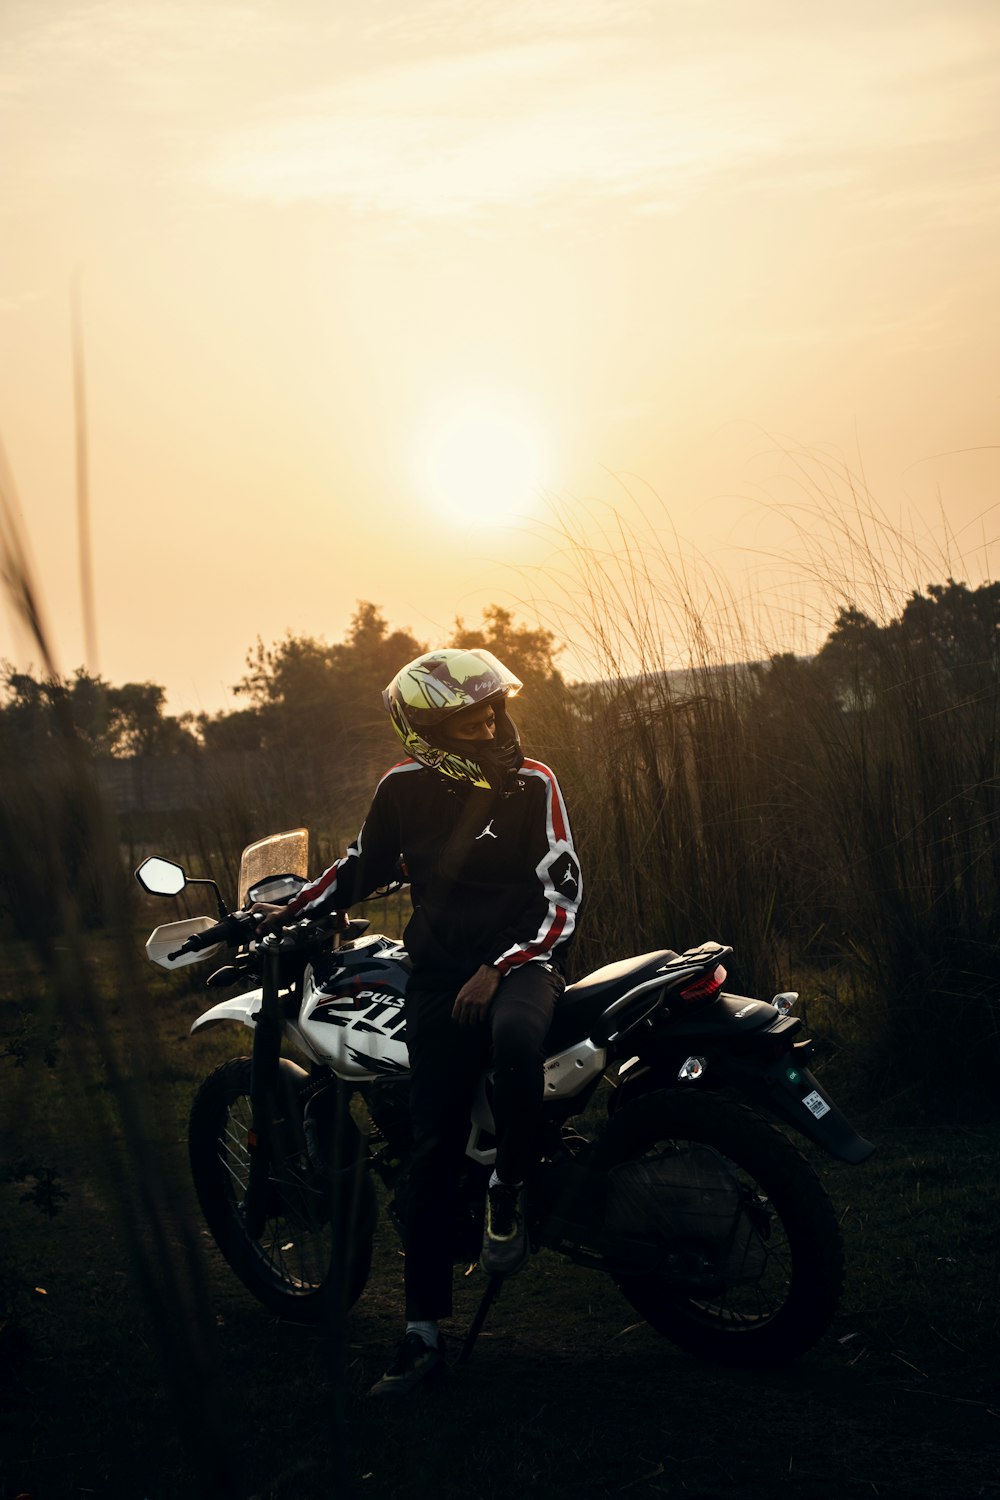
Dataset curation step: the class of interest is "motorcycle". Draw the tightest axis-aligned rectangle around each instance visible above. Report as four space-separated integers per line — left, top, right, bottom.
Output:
136 828 874 1369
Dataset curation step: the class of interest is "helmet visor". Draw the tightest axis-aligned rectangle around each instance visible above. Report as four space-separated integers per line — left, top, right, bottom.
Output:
385 648 521 733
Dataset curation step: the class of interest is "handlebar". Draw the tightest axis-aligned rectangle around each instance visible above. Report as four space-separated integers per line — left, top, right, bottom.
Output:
166 911 255 962
165 908 352 962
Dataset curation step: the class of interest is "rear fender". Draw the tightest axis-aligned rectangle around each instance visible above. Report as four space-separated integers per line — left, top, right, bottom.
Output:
611 1051 875 1164
742 1054 875 1163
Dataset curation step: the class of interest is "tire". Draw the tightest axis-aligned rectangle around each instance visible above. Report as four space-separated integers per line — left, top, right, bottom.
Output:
189 1056 375 1324
600 1089 844 1367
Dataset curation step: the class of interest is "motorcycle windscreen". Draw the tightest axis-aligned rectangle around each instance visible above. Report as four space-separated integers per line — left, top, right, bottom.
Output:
237 828 309 910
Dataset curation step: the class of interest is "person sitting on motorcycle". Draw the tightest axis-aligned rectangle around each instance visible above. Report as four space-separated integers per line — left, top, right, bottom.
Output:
255 647 583 1397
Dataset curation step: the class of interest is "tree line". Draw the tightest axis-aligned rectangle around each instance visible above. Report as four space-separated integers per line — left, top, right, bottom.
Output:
0 600 566 766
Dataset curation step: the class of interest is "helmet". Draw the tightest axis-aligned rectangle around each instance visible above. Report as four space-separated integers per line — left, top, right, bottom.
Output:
383 648 523 789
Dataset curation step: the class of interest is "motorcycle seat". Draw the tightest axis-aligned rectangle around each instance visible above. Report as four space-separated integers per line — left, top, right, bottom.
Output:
547 950 678 1053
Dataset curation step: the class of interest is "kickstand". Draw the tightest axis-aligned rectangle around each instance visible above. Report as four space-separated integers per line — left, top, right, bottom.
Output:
457 1272 504 1366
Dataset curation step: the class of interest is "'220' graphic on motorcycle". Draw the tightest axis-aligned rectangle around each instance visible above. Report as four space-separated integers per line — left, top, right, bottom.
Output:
136 830 874 1369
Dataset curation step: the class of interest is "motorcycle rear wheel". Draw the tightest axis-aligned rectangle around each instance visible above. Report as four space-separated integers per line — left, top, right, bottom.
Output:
189 1056 374 1324
602 1089 844 1366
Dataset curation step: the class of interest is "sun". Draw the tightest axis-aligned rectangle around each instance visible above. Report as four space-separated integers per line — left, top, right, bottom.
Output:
415 397 548 527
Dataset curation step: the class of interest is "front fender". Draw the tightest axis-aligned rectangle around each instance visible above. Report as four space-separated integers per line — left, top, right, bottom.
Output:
191 989 326 1066
191 989 263 1035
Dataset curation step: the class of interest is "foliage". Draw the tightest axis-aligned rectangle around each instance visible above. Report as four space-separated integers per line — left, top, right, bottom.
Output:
453 603 564 690
196 705 267 754
2 1006 61 1070
751 579 1000 1110
562 664 783 997
0 663 198 758
234 601 425 733
0 1158 68 1216
0 753 125 935
221 601 426 822
452 602 574 761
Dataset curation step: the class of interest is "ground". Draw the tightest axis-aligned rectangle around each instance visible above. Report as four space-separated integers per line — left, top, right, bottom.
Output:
2 939 998 1500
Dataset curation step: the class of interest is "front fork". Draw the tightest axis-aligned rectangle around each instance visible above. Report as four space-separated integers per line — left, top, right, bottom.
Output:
245 936 285 1238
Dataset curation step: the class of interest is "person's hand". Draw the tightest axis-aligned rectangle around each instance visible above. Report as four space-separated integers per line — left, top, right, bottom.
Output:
451 964 501 1026
251 901 292 936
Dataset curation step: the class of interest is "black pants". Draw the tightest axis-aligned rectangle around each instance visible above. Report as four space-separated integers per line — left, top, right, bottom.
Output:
402 962 564 1321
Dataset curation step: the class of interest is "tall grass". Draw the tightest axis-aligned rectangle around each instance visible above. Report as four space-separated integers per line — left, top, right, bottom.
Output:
0 449 250 1496
522 466 1000 1113
521 490 795 995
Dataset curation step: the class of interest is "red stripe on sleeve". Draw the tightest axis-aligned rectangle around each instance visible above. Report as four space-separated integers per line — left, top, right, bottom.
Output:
521 758 567 841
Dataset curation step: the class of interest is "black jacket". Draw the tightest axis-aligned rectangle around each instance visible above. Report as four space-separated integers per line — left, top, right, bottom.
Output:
284 757 582 979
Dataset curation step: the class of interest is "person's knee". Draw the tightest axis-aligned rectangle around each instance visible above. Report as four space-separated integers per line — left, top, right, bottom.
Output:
490 1020 544 1073
490 1048 543 1100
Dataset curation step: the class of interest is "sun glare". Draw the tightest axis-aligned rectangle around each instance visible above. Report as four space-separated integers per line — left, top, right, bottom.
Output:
415 398 548 527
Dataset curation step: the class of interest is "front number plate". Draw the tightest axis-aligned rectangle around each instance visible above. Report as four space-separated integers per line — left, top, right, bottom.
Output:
802 1089 831 1119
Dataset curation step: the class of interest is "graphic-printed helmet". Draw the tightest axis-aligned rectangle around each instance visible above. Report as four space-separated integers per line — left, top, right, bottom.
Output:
383 648 523 789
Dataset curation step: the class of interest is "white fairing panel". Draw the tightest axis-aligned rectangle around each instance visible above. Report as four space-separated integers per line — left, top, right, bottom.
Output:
466 1038 608 1165
543 1039 607 1097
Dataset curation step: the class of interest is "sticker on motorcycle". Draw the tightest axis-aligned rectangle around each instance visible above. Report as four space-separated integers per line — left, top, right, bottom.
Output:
802 1089 831 1119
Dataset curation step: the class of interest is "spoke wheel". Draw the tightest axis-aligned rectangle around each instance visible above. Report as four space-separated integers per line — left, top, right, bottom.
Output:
190 1057 374 1323
601 1090 844 1366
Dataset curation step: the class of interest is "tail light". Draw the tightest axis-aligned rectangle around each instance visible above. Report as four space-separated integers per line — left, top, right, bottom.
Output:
675 964 727 1007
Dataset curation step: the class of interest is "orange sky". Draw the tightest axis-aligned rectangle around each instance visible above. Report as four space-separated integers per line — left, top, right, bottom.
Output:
2 0 999 713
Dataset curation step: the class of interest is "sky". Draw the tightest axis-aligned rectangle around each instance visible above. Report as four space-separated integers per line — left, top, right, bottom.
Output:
2 0 999 714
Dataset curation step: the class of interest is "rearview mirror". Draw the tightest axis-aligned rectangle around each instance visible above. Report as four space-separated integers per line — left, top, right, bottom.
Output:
135 856 187 898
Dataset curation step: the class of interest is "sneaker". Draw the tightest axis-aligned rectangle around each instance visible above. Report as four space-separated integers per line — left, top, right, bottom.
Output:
368 1331 446 1398
481 1181 528 1276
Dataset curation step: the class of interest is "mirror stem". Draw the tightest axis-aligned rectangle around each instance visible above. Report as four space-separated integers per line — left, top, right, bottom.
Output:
185 877 229 919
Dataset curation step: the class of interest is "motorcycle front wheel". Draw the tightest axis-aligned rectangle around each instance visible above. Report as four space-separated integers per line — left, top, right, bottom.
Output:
601 1089 844 1367
189 1056 375 1324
